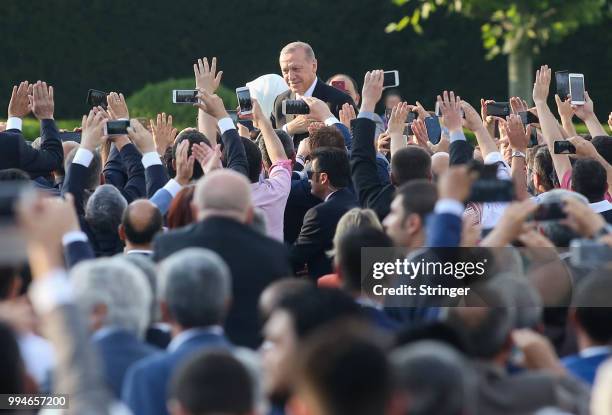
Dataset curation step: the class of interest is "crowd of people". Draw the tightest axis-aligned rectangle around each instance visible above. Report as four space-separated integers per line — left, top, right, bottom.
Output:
1 40 612 415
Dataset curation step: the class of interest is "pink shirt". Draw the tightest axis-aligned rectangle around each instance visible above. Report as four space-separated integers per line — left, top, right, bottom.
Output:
251 159 292 241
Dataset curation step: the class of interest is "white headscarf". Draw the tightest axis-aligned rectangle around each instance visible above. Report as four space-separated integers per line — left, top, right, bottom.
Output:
246 74 289 119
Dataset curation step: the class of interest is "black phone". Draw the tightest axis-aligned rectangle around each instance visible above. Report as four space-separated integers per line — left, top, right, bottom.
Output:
486 102 511 118
528 128 538 148
553 140 576 154
105 120 130 136
86 89 108 109
555 70 570 98
531 202 567 221
519 111 539 125
467 161 514 202
282 99 310 115
58 131 82 143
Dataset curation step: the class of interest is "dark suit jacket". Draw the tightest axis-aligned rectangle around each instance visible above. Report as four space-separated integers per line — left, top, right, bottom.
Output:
0 120 63 177
350 117 395 220
284 177 322 244
93 329 159 398
64 240 96 268
425 212 463 247
271 79 356 147
601 208 612 224
102 143 146 203
153 217 292 348
449 139 474 166
122 331 229 415
290 187 357 279
220 128 249 177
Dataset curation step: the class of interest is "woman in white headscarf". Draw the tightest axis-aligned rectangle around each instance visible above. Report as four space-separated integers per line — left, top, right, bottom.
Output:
246 74 289 119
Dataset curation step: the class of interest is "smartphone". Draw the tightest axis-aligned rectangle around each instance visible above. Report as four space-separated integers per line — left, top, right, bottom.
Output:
236 87 253 116
553 140 576 154
425 115 442 145
383 70 399 89
227 110 238 124
58 131 82 143
519 111 539 125
568 73 585 105
282 99 310 115
570 239 612 268
467 162 514 202
104 120 130 136
173 90 198 104
531 202 566 221
331 80 346 92
528 128 538 148
86 89 108 109
403 125 413 136
555 70 570 98
486 102 511 118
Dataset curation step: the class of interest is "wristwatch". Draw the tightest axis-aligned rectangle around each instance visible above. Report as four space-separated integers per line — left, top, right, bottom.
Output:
511 150 526 159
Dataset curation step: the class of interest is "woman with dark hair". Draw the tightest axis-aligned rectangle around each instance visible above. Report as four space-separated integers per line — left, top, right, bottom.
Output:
166 185 196 229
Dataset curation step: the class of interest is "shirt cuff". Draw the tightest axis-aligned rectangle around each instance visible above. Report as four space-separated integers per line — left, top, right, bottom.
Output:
323 116 341 126
29 269 73 315
73 148 94 167
434 199 464 217
449 130 467 143
6 117 22 131
282 124 289 134
142 152 163 168
357 111 378 122
62 231 88 247
164 179 183 198
218 117 236 135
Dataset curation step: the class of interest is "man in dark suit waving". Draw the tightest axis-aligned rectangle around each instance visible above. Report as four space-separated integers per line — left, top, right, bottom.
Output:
271 41 356 147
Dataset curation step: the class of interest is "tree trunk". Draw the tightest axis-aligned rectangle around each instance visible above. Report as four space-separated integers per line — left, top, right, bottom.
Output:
508 45 533 104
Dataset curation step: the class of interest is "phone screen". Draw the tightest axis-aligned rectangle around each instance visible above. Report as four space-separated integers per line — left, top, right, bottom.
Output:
383 71 398 88
570 76 585 102
237 89 252 112
87 89 108 108
106 120 130 136
175 90 198 104
555 71 570 98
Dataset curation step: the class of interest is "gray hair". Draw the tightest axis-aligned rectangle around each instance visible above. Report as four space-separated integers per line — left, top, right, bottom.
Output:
122 254 159 323
71 257 152 336
280 41 315 60
158 248 232 328
489 273 543 329
85 184 127 234
537 189 588 247
390 340 476 415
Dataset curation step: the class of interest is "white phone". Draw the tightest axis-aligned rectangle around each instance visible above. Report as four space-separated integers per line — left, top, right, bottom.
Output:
568 73 585 105
172 90 198 104
383 70 399 89
236 87 253 115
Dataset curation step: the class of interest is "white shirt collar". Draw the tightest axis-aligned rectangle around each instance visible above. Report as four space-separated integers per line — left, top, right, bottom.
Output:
324 190 337 202
126 249 153 255
167 326 224 353
580 345 612 358
296 78 318 99
589 199 612 213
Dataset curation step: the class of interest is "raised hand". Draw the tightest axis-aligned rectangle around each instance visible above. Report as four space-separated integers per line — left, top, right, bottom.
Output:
80 109 109 151
414 101 430 120
8 81 32 118
572 91 595 121
194 89 228 120
151 113 178 155
174 139 195 185
192 142 222 174
480 98 496 135
31 81 54 120
286 115 313 135
561 196 607 238
339 103 356 129
194 57 223 94
376 133 390 155
554 94 574 120
438 165 473 203
127 119 156 153
437 91 462 132
504 114 529 151
106 92 129 119
360 70 384 113
462 100 485 133
532 65 551 105
510 96 529 115
608 112 612 132
387 102 410 136
411 118 429 149
303 97 333 122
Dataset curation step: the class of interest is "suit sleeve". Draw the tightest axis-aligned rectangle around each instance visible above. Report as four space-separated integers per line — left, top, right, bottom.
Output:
145 164 169 198
118 143 146 202
62 162 90 217
19 119 63 178
449 140 474 166
221 129 249 177
290 207 325 273
425 213 463 247
350 118 385 209
102 143 127 190
64 240 96 268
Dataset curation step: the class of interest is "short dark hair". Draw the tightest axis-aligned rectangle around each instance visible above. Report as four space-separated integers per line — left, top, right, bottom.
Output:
65 147 102 191
296 323 391 415
572 158 607 202
336 227 393 292
122 202 163 245
391 147 431 185
169 130 212 179
592 135 612 165
278 287 362 340
170 350 253 415
0 322 23 393
574 270 612 344
0 169 29 181
240 137 263 183
531 145 558 191
309 127 345 151
395 179 438 220
258 130 295 168
311 147 351 189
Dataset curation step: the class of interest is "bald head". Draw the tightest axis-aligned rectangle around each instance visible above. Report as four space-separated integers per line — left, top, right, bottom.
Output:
431 152 449 180
121 199 163 247
194 170 253 222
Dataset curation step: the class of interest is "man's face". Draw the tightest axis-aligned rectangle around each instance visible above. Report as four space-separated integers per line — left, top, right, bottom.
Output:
385 95 402 110
309 159 328 199
280 49 317 95
261 310 298 399
328 75 359 105
383 195 411 247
